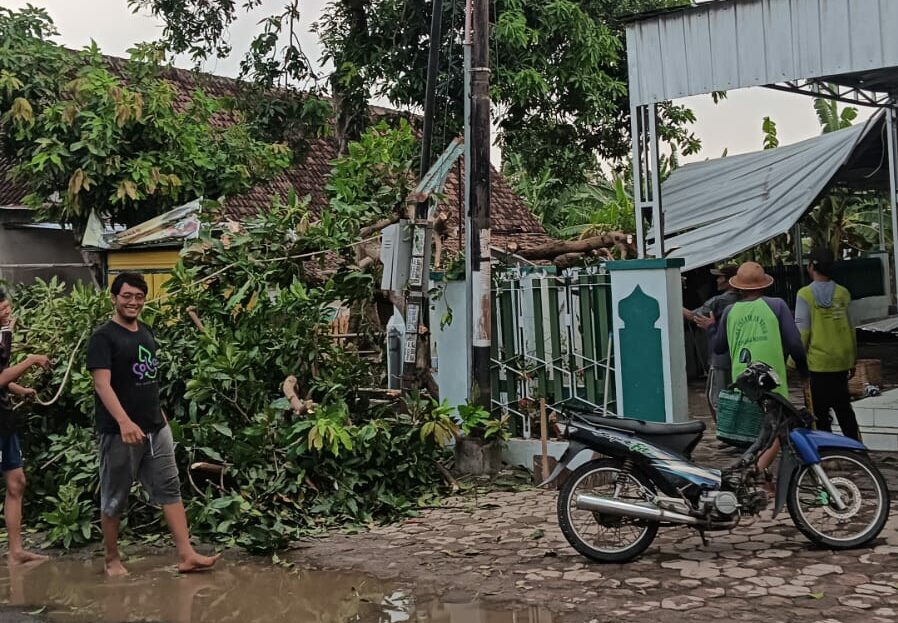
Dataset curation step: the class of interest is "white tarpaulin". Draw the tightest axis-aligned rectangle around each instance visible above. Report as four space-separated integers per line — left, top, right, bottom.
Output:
650 114 882 271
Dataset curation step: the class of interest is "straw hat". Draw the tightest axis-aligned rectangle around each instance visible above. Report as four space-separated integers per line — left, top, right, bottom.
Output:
729 261 774 290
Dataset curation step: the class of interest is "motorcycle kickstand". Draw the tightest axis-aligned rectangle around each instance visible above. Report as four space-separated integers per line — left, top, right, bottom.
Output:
697 528 709 547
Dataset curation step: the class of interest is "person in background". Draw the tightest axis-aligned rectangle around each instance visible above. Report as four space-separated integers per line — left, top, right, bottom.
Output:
0 288 51 565
712 262 808 472
795 249 860 440
684 264 740 420
87 272 220 576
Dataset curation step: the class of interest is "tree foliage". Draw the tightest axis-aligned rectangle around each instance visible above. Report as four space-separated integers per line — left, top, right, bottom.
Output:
3 121 460 552
132 0 697 184
325 118 419 244
8 197 452 552
0 7 293 229
503 153 635 240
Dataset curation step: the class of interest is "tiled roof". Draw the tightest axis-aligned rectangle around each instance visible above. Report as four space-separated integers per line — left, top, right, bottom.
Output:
0 156 30 207
0 58 547 254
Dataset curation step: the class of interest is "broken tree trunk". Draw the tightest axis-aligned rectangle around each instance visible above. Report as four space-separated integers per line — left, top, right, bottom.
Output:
515 232 636 261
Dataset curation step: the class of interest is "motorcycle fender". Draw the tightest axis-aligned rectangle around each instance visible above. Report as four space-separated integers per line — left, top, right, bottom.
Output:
772 448 800 518
539 440 588 487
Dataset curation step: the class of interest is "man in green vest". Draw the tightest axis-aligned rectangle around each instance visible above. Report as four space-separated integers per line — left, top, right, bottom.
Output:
712 262 807 471
795 249 859 440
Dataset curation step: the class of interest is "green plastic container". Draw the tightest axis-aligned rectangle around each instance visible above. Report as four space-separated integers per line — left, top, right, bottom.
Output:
716 389 765 448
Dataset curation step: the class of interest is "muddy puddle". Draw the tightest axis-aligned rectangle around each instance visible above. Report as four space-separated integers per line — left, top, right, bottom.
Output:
0 556 554 622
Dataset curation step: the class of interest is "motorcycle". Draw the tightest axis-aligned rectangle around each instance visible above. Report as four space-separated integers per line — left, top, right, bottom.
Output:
543 349 891 563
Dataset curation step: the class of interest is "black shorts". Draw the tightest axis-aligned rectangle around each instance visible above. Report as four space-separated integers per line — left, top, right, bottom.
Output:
0 433 23 472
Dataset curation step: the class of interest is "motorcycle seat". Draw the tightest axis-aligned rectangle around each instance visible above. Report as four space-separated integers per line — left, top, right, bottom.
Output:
573 413 706 437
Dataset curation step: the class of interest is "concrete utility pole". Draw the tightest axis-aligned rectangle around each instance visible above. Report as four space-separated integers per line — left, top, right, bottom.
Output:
467 0 491 408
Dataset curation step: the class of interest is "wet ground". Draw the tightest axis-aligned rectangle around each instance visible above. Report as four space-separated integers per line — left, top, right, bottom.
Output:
3 343 896 622
0 556 554 622
294 371 898 623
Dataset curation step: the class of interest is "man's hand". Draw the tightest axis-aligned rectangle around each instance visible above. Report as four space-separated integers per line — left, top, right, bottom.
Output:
119 419 146 446
694 311 716 330
10 386 36 399
27 355 51 370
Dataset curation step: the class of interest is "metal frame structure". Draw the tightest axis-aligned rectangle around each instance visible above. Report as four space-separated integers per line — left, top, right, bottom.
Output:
765 80 897 110
631 103 664 258
627 0 898 302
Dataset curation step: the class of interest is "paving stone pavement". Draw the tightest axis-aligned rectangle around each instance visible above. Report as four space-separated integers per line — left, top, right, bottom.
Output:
295 384 898 622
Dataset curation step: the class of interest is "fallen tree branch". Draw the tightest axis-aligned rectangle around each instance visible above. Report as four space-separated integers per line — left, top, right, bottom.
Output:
517 232 636 261
434 460 460 493
359 214 400 238
190 462 224 476
282 375 315 416
186 306 205 332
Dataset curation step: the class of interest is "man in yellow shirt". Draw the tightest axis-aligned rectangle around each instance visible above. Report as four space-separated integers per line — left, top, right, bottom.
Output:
795 249 859 440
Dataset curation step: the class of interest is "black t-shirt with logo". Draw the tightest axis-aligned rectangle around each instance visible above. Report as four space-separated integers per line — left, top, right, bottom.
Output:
86 320 164 435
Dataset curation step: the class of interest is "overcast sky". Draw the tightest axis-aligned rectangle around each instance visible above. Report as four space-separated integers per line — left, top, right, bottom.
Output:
1 0 876 164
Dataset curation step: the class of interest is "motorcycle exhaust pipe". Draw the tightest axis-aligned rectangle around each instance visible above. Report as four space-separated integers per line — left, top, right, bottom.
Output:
574 494 701 526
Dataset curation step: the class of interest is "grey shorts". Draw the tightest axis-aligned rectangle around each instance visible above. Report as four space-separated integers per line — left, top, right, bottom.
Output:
99 424 182 517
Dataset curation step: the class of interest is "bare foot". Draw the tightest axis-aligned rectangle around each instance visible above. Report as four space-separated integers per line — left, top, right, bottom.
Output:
8 550 49 566
177 552 222 574
105 558 129 577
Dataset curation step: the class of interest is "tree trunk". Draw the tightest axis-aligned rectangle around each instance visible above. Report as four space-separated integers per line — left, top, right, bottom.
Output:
516 232 636 261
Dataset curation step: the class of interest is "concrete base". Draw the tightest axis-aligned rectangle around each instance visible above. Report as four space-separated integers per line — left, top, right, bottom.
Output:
840 388 898 451
455 438 503 476
502 438 594 473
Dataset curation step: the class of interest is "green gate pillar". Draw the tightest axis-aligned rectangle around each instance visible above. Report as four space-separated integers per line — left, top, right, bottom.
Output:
607 259 688 423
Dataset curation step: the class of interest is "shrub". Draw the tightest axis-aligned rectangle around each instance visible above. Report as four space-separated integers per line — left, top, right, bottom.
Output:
8 196 449 552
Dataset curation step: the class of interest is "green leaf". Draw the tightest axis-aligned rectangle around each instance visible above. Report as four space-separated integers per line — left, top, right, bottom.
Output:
209 497 235 510
200 447 224 462
211 422 233 438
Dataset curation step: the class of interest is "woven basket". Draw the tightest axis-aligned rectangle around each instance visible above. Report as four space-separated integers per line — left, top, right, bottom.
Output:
848 359 881 397
716 389 765 448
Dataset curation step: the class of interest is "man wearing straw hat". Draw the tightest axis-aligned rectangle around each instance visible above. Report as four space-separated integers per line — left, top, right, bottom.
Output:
795 249 860 440
711 262 807 471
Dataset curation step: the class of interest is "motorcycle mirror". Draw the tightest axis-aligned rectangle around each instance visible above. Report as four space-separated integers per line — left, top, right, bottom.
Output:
739 348 751 364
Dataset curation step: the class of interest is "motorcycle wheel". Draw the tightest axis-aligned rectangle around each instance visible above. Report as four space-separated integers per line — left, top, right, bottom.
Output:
557 458 659 563
787 449 890 549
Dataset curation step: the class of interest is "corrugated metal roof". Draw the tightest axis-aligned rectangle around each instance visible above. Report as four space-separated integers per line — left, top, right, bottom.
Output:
626 0 898 106
649 114 882 270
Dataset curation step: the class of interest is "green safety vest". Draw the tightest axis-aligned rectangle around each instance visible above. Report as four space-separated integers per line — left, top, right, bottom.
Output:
726 299 789 398
796 284 855 372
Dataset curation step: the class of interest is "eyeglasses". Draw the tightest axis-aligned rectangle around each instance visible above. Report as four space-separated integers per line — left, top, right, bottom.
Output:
117 293 146 303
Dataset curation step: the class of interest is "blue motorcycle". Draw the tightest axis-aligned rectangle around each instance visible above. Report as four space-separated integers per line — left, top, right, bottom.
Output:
544 350 891 563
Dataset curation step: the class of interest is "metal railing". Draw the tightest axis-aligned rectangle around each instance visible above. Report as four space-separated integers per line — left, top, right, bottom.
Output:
491 266 616 437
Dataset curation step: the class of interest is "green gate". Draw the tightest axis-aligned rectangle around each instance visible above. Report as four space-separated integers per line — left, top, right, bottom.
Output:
491 266 616 437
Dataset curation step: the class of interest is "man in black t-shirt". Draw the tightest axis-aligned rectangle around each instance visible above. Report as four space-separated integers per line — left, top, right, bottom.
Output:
0 288 51 565
87 272 220 576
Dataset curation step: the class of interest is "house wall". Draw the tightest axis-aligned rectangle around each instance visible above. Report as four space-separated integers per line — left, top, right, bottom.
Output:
106 249 181 300
0 207 93 286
